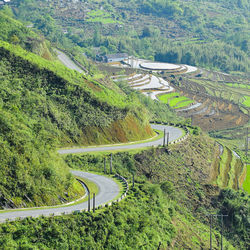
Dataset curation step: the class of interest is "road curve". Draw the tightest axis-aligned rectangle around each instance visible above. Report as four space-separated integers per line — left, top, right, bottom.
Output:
55 49 84 73
58 124 183 154
0 171 119 222
0 124 184 222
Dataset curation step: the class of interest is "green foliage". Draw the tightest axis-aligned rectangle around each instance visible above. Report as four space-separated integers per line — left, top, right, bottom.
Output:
11 0 249 73
86 10 122 24
155 40 249 73
242 96 250 107
192 126 200 135
0 40 153 207
138 0 183 18
0 183 176 249
0 10 54 58
243 165 250 193
160 181 175 197
217 189 250 247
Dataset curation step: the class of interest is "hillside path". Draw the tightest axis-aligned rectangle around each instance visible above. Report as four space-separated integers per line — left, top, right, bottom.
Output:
58 124 183 154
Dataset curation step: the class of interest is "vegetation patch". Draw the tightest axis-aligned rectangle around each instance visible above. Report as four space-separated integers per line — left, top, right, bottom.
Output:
0 176 97 213
243 165 250 193
170 96 193 109
243 96 250 107
226 83 250 89
86 10 122 24
158 92 180 103
211 145 245 190
158 92 193 109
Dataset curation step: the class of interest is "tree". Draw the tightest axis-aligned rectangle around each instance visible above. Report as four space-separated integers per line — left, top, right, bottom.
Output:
141 27 151 38
181 52 196 65
93 29 101 46
10 35 20 45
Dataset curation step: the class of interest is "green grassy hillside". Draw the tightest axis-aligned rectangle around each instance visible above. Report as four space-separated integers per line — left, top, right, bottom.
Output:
0 11 54 60
0 134 246 249
0 39 155 209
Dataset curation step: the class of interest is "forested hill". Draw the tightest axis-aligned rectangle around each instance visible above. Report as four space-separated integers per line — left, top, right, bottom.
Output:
7 0 250 74
0 37 156 208
0 9 185 209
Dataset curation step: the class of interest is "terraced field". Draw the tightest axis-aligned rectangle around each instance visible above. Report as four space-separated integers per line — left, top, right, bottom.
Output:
158 92 194 109
102 58 249 155
211 144 246 190
190 78 249 109
226 83 250 89
112 72 174 100
103 60 249 191
108 58 198 109
172 73 249 132
158 92 180 103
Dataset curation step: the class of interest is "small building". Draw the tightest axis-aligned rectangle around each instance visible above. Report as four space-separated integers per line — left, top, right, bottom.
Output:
26 24 34 28
104 53 128 63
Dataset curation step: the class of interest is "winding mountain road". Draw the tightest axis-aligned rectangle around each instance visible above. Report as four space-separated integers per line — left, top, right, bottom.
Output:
55 49 84 73
0 123 184 222
58 124 183 154
0 171 119 222
0 49 187 223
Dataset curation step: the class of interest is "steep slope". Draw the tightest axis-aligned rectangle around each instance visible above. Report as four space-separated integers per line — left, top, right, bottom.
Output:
0 133 245 249
64 132 249 249
0 11 53 60
0 40 153 209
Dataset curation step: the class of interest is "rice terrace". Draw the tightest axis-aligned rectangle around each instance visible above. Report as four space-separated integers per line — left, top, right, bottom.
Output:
106 58 249 136
103 57 249 193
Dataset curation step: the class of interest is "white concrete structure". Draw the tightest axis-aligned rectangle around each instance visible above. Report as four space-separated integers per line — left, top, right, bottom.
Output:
140 62 180 70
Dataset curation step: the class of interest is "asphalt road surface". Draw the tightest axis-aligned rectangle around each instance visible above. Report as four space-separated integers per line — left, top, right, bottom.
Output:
0 171 119 222
58 124 183 154
55 49 84 73
0 124 183 222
